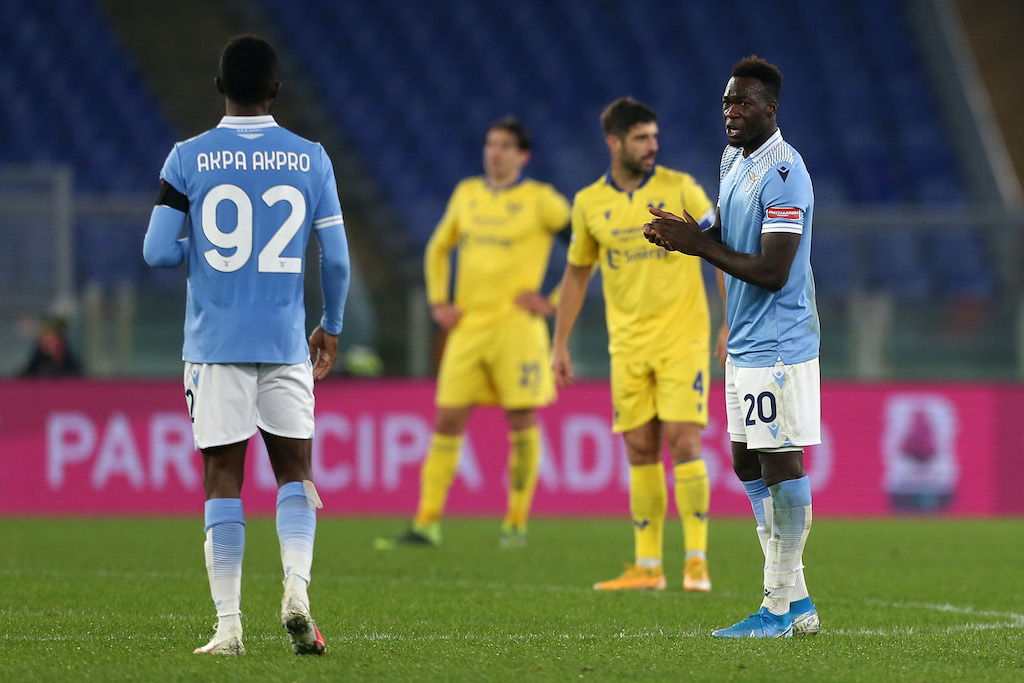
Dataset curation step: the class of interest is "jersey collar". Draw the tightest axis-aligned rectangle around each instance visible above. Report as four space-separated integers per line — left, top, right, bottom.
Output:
746 129 784 163
217 115 279 129
604 166 656 195
484 175 527 192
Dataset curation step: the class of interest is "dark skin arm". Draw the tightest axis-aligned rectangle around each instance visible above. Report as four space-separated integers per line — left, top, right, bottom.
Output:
643 206 800 292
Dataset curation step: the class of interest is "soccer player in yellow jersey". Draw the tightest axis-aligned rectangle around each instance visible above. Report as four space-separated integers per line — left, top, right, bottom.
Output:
552 97 725 591
377 116 570 549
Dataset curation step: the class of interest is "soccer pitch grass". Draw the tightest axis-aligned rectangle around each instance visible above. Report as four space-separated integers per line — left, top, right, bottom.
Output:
3 517 1022 681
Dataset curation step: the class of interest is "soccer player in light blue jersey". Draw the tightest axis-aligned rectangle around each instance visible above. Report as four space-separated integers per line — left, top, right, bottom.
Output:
644 56 820 638
143 35 350 656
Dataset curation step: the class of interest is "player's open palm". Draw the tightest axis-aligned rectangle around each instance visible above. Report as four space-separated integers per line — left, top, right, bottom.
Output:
308 325 338 380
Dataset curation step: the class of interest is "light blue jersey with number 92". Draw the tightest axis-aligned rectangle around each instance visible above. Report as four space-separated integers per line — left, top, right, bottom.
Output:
159 115 346 364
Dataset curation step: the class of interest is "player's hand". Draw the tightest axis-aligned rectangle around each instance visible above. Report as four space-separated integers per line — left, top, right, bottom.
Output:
643 206 702 254
308 325 339 380
514 291 556 317
431 304 462 331
715 323 728 370
551 345 574 388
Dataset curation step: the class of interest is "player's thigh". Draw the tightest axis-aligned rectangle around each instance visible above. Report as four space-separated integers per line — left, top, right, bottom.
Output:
255 361 315 440
610 356 656 434
732 357 821 450
653 348 710 428
185 362 259 449
488 317 555 409
724 358 747 444
435 326 492 407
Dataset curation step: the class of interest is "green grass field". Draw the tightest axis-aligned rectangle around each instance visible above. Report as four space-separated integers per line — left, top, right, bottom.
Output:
3 516 1023 681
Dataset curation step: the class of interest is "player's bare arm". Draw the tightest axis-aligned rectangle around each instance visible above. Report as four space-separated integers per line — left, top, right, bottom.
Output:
550 263 591 387
645 206 800 292
514 291 556 317
430 303 462 331
715 268 728 369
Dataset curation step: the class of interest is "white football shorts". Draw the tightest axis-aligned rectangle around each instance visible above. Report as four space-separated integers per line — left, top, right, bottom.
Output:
724 356 821 451
184 361 315 450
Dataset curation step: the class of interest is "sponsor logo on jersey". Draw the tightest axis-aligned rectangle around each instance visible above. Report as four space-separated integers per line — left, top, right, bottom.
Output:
766 207 801 220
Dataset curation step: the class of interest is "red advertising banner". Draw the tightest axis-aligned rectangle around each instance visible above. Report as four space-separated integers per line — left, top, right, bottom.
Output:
1 379 1021 516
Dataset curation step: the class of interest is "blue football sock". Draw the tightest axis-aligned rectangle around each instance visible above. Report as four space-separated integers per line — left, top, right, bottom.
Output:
203 498 245 620
277 481 316 588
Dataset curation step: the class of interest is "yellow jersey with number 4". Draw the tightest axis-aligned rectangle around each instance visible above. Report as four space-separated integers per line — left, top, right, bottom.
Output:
568 166 714 359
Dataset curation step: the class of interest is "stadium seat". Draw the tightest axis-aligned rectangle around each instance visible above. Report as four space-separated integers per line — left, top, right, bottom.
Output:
866 231 932 299
811 232 860 299
0 0 987 299
0 0 175 193
923 231 994 299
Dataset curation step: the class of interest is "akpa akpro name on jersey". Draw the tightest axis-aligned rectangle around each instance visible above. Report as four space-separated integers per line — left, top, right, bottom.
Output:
196 150 313 173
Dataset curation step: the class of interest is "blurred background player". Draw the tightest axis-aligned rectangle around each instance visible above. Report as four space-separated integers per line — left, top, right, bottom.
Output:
552 97 724 592
376 116 570 549
142 35 350 655
645 56 820 638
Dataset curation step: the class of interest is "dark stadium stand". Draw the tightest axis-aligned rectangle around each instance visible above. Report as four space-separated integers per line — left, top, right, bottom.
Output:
0 0 993 302
254 0 982 300
0 0 176 192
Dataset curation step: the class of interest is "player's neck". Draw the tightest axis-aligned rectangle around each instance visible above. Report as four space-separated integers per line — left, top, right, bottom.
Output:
742 125 779 157
486 173 520 191
610 165 645 194
224 99 275 117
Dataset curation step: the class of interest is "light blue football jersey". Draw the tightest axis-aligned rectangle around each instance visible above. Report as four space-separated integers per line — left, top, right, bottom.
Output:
717 129 819 368
160 115 347 364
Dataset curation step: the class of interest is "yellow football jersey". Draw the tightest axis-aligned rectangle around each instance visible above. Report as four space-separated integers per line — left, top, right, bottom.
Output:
568 166 714 359
425 176 570 327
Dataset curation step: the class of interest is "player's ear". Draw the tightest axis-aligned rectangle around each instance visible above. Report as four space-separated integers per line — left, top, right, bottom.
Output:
270 81 283 99
215 77 226 95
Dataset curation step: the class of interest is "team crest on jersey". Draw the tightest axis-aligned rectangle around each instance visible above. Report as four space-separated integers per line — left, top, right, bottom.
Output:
766 207 801 220
745 171 760 193
648 200 665 210
507 201 522 214
604 210 612 221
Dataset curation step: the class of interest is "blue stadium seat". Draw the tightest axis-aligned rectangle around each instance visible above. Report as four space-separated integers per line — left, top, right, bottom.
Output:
0 0 175 194
0 0 985 297
74 220 146 287
923 231 994 299
811 232 860 298
866 231 932 299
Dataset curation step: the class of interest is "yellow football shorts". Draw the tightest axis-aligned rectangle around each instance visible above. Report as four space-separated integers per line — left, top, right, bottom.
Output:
610 347 710 433
435 312 556 409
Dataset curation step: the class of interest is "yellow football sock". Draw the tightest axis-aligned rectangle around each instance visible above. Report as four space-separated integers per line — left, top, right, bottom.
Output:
413 433 462 528
503 426 541 529
630 463 667 562
674 459 710 556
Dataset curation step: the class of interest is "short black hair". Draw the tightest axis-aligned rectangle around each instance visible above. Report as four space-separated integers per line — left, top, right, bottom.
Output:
600 97 657 138
219 35 279 105
731 55 783 103
488 115 531 151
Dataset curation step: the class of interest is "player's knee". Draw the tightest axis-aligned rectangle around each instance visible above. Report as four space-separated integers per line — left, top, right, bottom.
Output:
624 438 661 466
668 433 702 464
434 407 470 435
